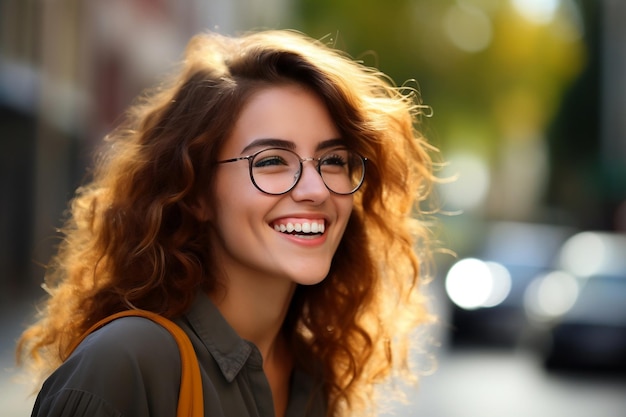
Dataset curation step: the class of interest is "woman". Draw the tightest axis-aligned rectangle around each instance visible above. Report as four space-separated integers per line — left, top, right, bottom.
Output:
18 30 438 417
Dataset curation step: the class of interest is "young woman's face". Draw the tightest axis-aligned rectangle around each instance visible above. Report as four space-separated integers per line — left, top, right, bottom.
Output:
210 84 354 287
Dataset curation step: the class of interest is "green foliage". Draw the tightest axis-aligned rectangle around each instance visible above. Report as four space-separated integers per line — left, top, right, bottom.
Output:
291 0 585 157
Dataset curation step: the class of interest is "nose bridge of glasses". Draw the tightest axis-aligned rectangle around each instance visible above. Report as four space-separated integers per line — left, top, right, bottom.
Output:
299 156 317 165
296 156 324 179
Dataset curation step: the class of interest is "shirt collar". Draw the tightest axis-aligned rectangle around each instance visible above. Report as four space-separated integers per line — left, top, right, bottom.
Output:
184 292 257 382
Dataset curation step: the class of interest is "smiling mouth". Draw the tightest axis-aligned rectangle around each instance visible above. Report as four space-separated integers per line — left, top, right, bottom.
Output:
272 220 326 235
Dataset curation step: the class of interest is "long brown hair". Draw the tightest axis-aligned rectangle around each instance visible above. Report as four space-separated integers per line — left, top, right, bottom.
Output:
18 30 438 416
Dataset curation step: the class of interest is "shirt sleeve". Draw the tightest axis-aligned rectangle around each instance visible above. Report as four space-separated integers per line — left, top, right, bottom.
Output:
32 317 182 417
32 388 122 417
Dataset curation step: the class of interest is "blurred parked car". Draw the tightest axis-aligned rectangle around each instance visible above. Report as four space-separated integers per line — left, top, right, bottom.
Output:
536 232 626 373
444 221 574 347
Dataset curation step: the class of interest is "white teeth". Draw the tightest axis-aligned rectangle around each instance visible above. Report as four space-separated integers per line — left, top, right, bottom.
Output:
273 221 325 235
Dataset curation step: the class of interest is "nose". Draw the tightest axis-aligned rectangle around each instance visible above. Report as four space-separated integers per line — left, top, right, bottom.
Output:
290 160 330 203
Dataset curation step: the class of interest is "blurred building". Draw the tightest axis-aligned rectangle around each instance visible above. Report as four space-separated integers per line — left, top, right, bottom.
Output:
0 0 290 302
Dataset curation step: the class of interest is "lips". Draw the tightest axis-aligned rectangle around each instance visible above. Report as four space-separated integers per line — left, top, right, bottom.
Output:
272 218 326 235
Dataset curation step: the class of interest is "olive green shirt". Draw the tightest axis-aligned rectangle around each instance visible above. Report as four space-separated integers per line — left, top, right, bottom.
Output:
32 293 326 417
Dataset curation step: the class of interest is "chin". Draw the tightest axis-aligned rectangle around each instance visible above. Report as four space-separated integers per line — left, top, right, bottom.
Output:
287 267 330 286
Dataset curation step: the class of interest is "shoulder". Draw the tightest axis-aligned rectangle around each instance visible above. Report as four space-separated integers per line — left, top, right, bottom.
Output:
34 317 181 417
70 316 182 385
78 316 180 363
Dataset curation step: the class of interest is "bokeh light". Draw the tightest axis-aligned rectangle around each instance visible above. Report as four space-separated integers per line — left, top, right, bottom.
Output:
524 270 579 320
443 2 493 53
559 232 608 277
440 153 491 212
482 261 513 308
446 258 512 310
511 0 560 25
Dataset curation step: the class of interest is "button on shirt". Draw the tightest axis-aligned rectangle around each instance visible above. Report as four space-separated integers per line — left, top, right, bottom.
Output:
32 293 327 417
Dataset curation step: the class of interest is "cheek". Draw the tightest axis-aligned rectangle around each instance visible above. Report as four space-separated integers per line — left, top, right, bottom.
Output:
338 197 354 221
212 174 246 229
215 166 251 194
213 175 268 235
213 192 246 231
214 167 258 213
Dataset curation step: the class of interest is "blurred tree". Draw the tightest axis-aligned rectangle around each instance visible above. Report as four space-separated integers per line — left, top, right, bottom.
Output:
293 0 586 224
546 0 626 230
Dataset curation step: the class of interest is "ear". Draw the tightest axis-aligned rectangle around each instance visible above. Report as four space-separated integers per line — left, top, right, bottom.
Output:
190 198 213 222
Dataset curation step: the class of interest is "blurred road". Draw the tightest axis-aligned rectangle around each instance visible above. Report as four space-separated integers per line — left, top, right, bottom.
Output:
3 300 626 417
383 348 626 417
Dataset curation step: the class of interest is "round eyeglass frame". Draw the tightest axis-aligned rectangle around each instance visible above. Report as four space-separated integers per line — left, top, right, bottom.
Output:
217 147 367 195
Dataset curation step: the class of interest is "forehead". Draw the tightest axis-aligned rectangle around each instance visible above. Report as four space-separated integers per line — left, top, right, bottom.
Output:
221 84 341 156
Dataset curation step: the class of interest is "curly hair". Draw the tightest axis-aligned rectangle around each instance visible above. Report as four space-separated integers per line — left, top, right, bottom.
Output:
17 30 438 417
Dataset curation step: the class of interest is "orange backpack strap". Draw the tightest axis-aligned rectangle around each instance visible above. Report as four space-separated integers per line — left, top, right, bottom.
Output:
69 310 204 417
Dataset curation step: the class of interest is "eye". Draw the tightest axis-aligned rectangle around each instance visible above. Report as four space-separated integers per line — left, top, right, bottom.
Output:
320 151 348 167
254 154 288 168
252 149 298 172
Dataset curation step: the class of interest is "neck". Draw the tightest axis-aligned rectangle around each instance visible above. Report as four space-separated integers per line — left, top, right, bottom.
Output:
208 272 296 361
208 265 296 417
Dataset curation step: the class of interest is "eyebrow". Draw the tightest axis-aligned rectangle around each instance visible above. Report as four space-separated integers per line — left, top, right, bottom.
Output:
240 138 347 155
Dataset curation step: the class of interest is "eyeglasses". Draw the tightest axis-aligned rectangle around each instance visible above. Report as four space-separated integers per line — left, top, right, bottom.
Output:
217 147 367 195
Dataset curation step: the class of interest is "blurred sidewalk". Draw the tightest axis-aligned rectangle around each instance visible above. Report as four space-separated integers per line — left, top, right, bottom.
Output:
383 348 626 417
1 297 38 416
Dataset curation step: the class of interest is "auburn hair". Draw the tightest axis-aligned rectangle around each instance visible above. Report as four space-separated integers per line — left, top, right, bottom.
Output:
18 30 438 417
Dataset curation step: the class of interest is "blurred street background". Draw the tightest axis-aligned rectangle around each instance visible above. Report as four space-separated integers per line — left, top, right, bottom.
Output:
2 0 626 416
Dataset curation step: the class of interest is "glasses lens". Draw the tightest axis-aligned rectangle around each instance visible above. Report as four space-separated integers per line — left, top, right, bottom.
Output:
250 148 301 194
250 148 365 195
319 149 365 194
